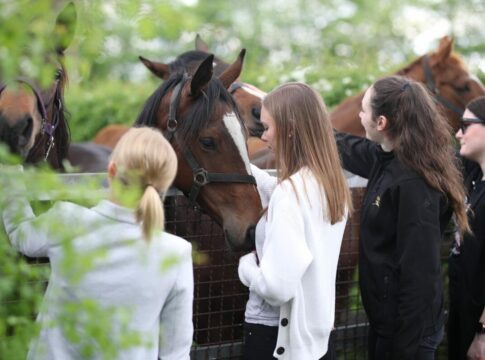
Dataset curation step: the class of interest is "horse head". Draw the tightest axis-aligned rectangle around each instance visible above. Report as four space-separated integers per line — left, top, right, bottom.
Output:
135 50 262 251
0 2 75 169
399 36 485 132
139 34 266 137
331 36 485 136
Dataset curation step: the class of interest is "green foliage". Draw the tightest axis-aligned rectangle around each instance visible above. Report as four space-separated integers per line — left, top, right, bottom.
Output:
66 80 156 141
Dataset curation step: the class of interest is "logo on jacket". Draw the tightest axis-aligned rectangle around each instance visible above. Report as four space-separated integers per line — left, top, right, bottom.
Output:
373 196 381 207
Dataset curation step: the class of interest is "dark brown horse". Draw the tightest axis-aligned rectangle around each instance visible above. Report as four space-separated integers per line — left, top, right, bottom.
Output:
134 50 262 251
0 3 76 170
92 34 269 158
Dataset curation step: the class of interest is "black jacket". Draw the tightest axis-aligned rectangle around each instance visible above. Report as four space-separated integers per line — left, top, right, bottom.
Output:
459 159 485 304
448 158 485 359
336 133 451 359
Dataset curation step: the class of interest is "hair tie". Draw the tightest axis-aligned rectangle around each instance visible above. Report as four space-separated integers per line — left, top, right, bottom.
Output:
401 82 411 91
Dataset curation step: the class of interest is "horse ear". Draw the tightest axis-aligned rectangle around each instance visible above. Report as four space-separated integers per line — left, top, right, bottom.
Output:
218 49 245 89
190 54 214 97
195 34 209 53
139 56 171 80
430 36 453 67
53 2 77 55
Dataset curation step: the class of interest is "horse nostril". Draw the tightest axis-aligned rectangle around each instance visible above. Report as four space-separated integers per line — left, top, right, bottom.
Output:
246 225 256 251
17 117 33 147
251 107 261 121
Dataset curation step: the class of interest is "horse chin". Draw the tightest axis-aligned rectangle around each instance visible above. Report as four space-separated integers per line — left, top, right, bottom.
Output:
223 225 256 252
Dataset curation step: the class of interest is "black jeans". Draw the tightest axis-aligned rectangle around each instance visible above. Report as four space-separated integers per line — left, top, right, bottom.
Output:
243 322 336 360
368 325 444 360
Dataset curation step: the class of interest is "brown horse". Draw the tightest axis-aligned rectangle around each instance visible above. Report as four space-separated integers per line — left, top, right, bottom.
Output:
0 3 75 170
93 34 269 159
134 50 262 251
331 36 485 136
250 36 485 169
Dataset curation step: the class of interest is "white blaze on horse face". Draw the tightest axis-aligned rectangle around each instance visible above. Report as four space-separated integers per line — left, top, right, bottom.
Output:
240 83 266 99
223 112 252 174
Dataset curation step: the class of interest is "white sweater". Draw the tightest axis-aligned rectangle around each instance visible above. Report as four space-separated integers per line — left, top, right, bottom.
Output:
3 199 193 360
239 168 348 359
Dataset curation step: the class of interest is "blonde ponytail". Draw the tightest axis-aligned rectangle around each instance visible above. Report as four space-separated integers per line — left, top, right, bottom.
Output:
110 127 177 241
136 185 165 240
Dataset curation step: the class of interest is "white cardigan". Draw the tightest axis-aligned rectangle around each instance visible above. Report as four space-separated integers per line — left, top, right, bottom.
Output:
239 168 348 359
3 199 193 360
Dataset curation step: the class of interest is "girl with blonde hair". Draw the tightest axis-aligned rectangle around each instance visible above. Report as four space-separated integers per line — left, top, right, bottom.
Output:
3 127 194 360
239 82 352 359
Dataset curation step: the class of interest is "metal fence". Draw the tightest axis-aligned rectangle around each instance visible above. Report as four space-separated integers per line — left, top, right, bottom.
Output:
3 173 453 359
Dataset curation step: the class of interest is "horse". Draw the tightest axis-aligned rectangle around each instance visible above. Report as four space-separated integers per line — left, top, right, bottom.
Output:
134 49 262 251
92 34 269 159
0 3 76 170
250 36 485 170
332 35 485 324
331 36 485 136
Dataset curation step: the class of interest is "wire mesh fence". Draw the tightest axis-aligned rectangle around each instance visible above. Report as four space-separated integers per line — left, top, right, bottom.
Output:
2 174 453 359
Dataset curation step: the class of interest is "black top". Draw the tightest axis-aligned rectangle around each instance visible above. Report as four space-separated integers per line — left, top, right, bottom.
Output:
453 158 485 305
336 133 451 359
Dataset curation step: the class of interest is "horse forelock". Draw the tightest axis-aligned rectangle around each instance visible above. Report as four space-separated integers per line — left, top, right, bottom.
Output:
178 78 242 141
135 73 244 142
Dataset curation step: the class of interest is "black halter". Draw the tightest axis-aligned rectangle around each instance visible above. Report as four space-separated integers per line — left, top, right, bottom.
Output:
0 77 62 160
421 55 464 116
164 75 256 207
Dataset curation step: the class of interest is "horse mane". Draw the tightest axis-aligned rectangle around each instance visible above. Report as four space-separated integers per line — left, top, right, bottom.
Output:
135 72 244 140
397 51 466 78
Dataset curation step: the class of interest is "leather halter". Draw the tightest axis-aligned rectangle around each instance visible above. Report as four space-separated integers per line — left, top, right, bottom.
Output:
164 75 256 207
228 82 244 94
421 55 464 116
0 75 62 160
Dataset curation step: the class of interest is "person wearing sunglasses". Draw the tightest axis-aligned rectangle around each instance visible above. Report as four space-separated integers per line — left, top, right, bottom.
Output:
448 95 485 360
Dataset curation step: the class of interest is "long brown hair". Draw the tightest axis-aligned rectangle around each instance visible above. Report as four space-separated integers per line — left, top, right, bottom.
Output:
371 75 469 233
110 127 177 240
263 82 352 224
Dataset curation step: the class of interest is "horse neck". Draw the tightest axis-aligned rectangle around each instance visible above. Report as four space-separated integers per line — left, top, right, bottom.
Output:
330 92 366 136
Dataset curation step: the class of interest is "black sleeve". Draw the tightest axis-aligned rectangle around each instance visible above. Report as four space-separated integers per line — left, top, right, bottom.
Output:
334 131 378 179
392 179 443 359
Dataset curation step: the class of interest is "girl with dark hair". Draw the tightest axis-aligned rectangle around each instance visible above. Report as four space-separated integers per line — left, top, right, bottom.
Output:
336 75 469 359
448 95 485 360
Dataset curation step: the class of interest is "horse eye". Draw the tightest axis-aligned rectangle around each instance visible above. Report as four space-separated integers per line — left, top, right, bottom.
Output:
251 107 261 120
199 137 216 150
454 84 470 93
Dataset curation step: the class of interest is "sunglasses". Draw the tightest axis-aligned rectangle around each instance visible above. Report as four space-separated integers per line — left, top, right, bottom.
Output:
460 117 485 134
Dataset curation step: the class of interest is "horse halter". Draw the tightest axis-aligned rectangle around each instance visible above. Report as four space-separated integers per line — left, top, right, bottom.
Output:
164 75 257 207
0 76 62 160
421 55 464 116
